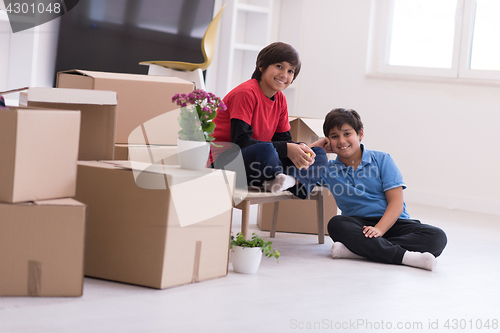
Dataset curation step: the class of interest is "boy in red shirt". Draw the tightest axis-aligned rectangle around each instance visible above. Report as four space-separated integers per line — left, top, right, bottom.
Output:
212 42 327 199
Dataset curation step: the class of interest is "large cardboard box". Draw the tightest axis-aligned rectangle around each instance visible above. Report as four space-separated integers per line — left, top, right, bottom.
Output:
56 70 193 144
114 144 179 165
258 116 338 234
75 161 235 289
19 87 117 160
258 190 337 235
0 107 80 203
0 198 86 297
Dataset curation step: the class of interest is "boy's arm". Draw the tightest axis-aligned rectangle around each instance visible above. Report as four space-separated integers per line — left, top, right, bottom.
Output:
310 137 333 153
363 186 404 238
231 119 299 160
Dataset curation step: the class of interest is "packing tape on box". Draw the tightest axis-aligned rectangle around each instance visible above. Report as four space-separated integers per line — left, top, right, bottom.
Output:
191 241 202 283
28 260 42 296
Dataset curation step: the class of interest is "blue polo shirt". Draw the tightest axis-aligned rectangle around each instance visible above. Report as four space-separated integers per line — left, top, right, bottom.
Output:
320 145 410 219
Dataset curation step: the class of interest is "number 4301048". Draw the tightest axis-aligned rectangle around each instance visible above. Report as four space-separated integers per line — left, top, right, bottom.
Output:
444 319 498 330
5 2 62 14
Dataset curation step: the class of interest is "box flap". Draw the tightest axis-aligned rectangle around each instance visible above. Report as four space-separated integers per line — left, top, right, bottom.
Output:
22 87 117 106
33 198 86 207
78 160 120 170
0 87 29 95
103 160 214 179
300 118 325 137
290 117 325 137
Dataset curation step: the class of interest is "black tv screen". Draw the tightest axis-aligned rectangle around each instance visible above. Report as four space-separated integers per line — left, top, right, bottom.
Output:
54 0 215 83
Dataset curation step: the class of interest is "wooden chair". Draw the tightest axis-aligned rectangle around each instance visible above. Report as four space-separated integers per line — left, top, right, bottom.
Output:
139 5 226 90
233 187 326 244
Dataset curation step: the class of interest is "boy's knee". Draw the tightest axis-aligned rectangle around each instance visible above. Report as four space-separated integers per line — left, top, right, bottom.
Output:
327 215 349 236
430 227 447 257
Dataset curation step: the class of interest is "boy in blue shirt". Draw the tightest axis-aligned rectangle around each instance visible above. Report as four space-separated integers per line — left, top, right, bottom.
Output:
310 108 447 270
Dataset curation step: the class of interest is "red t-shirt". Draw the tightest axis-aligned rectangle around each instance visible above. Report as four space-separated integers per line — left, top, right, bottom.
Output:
211 79 290 161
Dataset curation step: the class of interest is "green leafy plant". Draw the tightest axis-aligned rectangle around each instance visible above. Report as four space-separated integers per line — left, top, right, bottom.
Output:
231 232 280 261
172 89 226 145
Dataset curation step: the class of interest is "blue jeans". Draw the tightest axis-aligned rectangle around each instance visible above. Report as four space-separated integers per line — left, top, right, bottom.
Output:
215 142 328 199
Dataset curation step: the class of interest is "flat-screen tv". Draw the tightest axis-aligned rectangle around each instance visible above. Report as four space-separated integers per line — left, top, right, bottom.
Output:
54 0 215 83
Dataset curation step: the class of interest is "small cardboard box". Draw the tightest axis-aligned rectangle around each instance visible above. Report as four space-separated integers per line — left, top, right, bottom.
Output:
258 190 337 235
289 117 325 145
56 70 192 144
75 160 235 289
0 107 80 203
19 87 117 160
0 198 86 297
114 144 179 165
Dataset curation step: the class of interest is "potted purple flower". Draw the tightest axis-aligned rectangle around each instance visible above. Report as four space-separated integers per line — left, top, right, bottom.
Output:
172 90 226 169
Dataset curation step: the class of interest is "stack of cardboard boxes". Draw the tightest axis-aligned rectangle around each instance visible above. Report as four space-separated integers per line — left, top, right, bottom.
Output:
0 105 86 296
0 69 236 295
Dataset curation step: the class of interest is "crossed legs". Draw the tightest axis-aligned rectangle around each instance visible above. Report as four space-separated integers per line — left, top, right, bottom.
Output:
328 216 447 270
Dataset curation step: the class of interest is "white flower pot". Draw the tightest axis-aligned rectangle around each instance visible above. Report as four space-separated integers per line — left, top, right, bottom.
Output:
177 138 210 170
231 246 263 274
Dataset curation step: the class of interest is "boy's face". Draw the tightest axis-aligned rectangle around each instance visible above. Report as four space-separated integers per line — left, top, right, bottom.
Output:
258 62 295 98
328 124 364 162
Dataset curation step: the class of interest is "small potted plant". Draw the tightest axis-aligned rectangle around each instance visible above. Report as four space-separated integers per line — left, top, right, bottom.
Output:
172 90 226 170
230 232 280 274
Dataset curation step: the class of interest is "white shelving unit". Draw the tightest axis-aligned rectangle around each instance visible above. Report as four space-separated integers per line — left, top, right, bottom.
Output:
214 0 274 97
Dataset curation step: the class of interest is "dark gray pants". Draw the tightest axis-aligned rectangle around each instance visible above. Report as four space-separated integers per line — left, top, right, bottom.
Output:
327 216 447 264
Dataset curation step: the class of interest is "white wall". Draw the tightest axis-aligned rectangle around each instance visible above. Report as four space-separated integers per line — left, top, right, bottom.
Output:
291 0 500 216
3 0 499 216
0 6 59 104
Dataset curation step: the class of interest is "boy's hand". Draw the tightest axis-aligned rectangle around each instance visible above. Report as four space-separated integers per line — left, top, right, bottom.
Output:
311 137 333 153
363 226 383 238
287 143 315 169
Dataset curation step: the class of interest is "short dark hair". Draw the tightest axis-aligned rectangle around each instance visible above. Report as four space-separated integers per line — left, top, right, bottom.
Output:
251 42 301 82
323 108 364 137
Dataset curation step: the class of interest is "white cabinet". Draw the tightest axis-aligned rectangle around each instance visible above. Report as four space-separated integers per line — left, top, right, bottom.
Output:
213 0 274 97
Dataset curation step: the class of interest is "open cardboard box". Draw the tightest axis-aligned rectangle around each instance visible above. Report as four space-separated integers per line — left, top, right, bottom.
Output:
289 116 325 146
0 198 86 297
19 87 117 160
56 70 193 145
258 116 338 235
75 160 235 289
0 107 80 203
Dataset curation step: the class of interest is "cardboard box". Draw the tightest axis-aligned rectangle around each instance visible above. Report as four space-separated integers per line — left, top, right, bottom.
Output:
258 116 338 234
19 87 117 160
0 107 80 203
289 117 325 145
56 70 193 144
0 198 86 297
75 161 235 289
114 144 179 165
258 190 337 235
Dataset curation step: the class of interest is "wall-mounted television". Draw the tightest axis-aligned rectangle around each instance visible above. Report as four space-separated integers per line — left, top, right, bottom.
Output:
54 0 215 83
